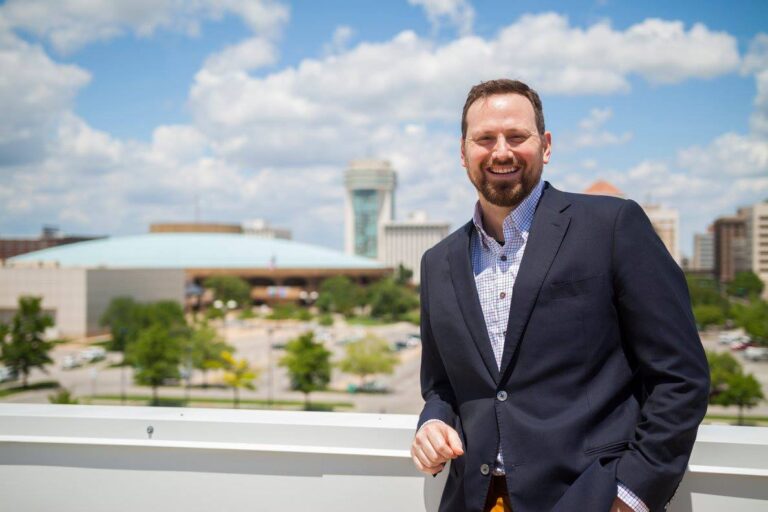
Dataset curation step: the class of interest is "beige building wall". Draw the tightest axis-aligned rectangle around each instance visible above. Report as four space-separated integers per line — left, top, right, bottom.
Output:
0 267 185 338
380 214 450 284
0 267 87 337
642 204 680 264
86 269 186 335
745 202 768 299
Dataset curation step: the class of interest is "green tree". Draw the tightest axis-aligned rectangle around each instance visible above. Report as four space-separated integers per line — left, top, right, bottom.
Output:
367 278 419 322
0 296 54 387
338 334 398 386
127 324 183 405
100 297 142 353
685 274 725 306
731 300 768 343
203 276 251 306
693 304 726 328
394 264 414 286
706 350 742 398
221 351 259 408
316 276 360 316
279 331 332 409
727 272 765 299
189 322 232 387
712 372 764 425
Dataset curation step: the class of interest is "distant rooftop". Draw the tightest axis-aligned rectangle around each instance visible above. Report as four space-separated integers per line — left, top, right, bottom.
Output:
8 233 384 270
583 180 625 198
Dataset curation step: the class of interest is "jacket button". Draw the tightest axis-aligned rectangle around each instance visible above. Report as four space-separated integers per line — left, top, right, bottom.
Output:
496 390 508 401
480 464 490 476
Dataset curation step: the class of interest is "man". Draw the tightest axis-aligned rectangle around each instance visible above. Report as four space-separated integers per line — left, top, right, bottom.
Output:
411 79 710 512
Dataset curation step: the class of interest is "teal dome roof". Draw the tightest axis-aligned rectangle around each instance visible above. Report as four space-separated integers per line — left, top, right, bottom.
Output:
9 233 384 270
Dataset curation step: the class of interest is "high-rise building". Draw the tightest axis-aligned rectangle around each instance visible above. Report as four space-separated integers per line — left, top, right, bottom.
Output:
713 214 749 283
692 229 714 271
642 204 680 264
741 201 768 299
380 211 450 284
344 159 396 259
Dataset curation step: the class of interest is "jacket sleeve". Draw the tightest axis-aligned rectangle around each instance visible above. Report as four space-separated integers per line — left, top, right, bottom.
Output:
417 250 458 430
612 200 710 511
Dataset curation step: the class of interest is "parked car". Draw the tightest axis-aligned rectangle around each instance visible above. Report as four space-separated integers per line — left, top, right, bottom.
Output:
62 355 82 370
0 365 18 383
719 331 750 346
743 347 768 362
76 347 106 365
731 341 754 352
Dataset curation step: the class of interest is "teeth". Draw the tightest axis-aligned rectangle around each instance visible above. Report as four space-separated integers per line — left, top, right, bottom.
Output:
487 166 519 174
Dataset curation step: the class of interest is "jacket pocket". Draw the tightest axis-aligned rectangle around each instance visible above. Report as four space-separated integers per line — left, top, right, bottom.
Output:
584 440 630 456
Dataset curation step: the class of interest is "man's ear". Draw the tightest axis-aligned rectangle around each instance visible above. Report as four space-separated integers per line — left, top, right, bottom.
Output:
460 138 467 169
542 131 552 165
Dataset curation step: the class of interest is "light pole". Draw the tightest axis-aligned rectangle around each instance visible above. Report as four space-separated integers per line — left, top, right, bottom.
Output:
267 327 274 408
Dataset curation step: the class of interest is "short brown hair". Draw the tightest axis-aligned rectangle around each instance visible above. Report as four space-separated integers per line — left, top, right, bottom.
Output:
461 79 545 138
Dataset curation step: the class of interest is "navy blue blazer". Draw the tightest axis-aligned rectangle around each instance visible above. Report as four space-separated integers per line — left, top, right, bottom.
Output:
418 182 709 512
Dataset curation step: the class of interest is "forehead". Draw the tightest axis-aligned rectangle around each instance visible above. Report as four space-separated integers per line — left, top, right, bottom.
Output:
465 93 537 133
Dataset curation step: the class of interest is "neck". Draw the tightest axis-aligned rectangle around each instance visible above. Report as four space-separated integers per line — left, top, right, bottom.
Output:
478 197 514 242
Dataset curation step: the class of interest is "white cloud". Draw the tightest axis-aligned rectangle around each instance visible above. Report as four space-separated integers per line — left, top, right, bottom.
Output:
408 0 475 36
562 108 633 149
0 27 90 165
188 13 740 172
324 25 354 55
0 0 289 53
742 33 768 75
677 132 768 178
202 37 276 75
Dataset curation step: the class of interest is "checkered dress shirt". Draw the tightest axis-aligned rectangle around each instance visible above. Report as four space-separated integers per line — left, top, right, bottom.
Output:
469 180 648 512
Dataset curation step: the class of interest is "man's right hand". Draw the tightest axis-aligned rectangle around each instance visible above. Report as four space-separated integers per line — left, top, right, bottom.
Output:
411 420 465 475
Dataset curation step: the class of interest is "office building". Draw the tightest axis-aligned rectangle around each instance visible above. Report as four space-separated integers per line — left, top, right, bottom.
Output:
344 159 396 259
642 203 680 263
692 230 714 271
713 215 749 283
380 211 451 284
741 201 768 299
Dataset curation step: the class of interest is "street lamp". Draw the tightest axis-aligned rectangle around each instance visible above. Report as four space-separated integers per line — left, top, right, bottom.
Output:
267 327 274 408
213 299 238 340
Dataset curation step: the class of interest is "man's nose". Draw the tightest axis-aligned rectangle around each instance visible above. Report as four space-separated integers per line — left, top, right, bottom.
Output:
492 134 514 160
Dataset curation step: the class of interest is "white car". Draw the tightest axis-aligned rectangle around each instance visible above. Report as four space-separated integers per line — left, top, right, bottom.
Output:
78 347 106 364
0 365 18 383
743 347 768 362
62 355 82 370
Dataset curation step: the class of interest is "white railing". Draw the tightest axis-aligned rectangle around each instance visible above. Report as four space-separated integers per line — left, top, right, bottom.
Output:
0 404 766 511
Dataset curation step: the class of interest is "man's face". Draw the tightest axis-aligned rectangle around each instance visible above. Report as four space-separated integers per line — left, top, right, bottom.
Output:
461 93 552 209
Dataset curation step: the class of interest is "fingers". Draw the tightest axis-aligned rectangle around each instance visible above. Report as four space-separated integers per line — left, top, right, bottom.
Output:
411 422 464 475
446 427 464 456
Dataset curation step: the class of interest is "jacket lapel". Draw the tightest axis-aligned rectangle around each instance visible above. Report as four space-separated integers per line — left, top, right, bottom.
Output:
499 184 571 379
447 221 500 384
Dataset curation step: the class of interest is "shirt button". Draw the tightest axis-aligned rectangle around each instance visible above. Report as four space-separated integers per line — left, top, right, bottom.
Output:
496 390 508 401
500 255 507 262
499 292 506 299
480 464 490 476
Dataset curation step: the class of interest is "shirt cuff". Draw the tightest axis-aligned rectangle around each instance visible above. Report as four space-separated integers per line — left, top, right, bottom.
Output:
617 480 649 512
417 418 447 433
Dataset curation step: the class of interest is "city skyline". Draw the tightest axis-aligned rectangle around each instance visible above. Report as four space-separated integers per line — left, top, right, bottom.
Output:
0 0 766 257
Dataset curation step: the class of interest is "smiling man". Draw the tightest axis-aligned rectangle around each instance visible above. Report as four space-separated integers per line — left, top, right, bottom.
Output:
411 79 710 512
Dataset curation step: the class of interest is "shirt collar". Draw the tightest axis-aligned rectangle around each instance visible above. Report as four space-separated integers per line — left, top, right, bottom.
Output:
472 179 544 246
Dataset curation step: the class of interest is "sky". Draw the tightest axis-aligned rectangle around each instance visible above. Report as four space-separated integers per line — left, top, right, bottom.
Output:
0 0 766 258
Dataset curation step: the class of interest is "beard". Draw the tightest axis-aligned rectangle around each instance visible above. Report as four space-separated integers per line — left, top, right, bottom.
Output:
468 157 542 208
